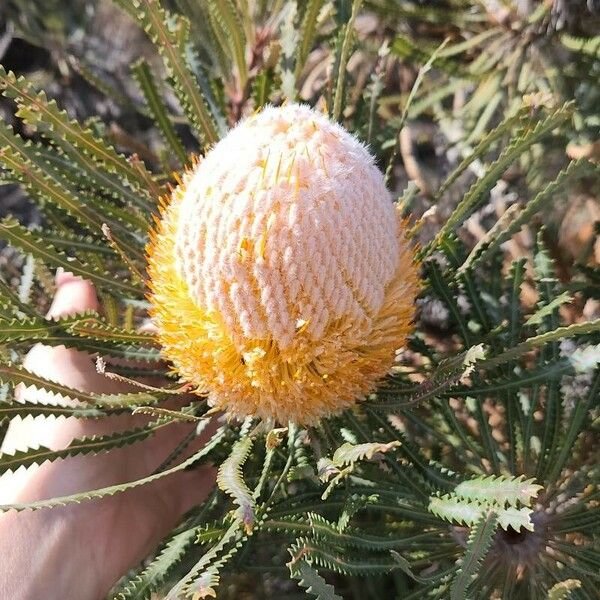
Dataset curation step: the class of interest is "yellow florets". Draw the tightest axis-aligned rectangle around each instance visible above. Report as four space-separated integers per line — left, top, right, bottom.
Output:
147 104 420 425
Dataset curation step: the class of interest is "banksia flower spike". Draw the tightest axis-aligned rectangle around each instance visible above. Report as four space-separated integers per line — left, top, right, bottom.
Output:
147 104 420 425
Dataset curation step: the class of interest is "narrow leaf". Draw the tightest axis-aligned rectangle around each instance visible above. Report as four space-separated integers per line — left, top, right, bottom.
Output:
450 512 498 600
217 436 255 532
132 59 188 165
291 560 343 600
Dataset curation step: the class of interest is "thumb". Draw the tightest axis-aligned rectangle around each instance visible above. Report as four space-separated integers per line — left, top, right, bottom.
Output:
3 272 104 457
46 269 99 319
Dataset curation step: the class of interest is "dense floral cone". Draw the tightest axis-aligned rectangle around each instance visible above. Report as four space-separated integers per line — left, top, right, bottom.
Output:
147 104 420 425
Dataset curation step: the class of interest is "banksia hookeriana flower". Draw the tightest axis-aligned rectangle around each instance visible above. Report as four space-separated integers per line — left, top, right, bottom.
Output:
147 104 420 425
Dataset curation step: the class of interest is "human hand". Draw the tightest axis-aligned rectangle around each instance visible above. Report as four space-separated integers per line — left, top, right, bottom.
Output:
0 272 215 600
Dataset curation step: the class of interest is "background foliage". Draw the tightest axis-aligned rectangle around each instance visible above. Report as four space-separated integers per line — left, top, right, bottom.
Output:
0 1 599 598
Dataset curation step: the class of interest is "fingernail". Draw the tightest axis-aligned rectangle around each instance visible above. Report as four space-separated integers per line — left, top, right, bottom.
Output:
55 269 79 288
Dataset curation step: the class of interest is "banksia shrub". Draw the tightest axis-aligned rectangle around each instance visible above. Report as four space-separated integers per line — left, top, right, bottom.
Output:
0 1 599 599
148 103 419 425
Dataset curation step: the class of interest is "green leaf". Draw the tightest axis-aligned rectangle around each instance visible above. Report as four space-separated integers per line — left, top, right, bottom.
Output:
0 122 145 259
423 103 573 257
42 231 115 257
391 36 472 79
450 512 498 600
0 400 108 419
296 0 325 77
113 0 219 148
110 527 199 600
477 318 600 371
454 475 542 508
66 316 158 346
525 291 573 327
0 312 155 347
331 441 401 467
0 426 225 512
459 159 594 274
70 57 151 119
547 579 582 600
0 315 62 343
0 218 140 297
0 424 160 475
0 363 160 408
288 537 408 576
217 436 255 532
561 34 600 58
0 66 158 205
206 0 248 89
374 348 489 412
165 519 242 599
290 560 343 600
132 59 188 166
384 39 450 185
269 514 451 552
428 495 534 531
332 0 362 122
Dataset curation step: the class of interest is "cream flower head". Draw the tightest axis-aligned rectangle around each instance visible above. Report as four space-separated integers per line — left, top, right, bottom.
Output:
148 104 419 425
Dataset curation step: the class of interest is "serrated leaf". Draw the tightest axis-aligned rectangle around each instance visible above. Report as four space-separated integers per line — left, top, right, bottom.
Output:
67 316 158 346
525 292 573 326
0 65 158 206
428 495 534 531
375 343 488 410
0 426 225 512
0 311 153 346
132 59 188 166
561 33 600 58
113 0 219 148
0 423 159 475
450 512 498 600
454 475 542 508
474 317 600 371
110 527 199 600
0 363 160 408
547 579 582 600
0 217 140 297
332 0 362 122
0 315 54 343
288 537 402 576
216 436 255 532
0 400 108 419
0 122 145 259
459 159 593 274
296 0 325 78
391 36 471 79
331 441 401 467
206 0 247 88
165 519 242 600
291 560 343 600
423 103 573 257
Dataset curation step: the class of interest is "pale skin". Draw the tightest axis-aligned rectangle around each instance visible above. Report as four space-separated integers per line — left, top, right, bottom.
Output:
0 272 215 600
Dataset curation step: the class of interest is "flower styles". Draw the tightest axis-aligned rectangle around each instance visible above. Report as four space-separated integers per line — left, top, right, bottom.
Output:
147 104 420 425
